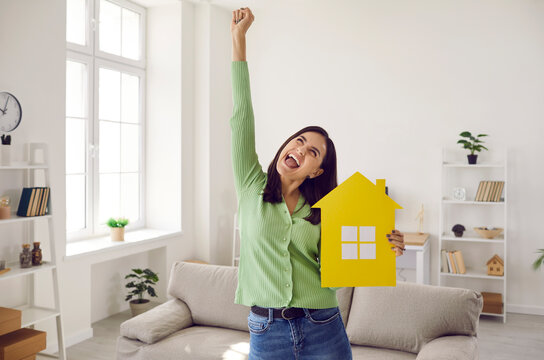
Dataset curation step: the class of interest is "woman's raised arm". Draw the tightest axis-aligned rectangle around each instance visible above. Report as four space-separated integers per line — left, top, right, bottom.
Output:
229 7 264 196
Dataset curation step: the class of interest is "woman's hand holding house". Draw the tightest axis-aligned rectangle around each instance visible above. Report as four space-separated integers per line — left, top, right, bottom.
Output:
387 230 405 257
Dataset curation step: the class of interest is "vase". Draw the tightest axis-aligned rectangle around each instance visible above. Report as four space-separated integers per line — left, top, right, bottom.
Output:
467 154 478 164
20 244 32 268
32 242 42 266
1 145 11 166
0 206 10 220
111 227 125 241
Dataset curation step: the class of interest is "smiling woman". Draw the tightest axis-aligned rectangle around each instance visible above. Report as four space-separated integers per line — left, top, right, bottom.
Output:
230 7 354 360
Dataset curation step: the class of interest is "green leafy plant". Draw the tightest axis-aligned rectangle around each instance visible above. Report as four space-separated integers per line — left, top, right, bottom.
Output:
457 131 488 155
106 217 129 228
533 249 544 271
125 268 159 303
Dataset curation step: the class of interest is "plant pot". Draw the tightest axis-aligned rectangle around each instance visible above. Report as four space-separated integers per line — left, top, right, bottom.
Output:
467 154 478 164
129 299 151 317
111 227 125 241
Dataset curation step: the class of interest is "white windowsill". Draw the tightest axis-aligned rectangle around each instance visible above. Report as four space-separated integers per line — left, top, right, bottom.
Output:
65 228 182 260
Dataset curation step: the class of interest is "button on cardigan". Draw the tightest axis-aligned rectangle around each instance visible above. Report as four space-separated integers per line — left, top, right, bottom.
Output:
230 61 338 309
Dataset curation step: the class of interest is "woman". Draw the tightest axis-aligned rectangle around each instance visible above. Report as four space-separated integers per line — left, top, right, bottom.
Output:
230 8 405 359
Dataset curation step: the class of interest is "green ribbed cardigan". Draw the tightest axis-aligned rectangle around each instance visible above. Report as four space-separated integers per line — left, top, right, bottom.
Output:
230 61 338 309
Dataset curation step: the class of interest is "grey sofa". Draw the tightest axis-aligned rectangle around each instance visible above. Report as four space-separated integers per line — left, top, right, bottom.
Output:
117 261 483 359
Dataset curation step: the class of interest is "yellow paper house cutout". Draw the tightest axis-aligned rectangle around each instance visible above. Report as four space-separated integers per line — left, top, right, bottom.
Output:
313 172 402 287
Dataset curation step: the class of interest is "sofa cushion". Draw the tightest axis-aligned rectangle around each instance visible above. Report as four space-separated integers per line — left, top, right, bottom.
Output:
167 262 250 332
415 335 478 360
346 282 482 354
351 345 416 360
117 326 250 360
336 287 353 327
120 299 193 344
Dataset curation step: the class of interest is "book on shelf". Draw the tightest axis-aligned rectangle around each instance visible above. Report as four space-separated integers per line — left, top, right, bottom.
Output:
442 250 467 274
16 187 50 217
440 250 448 273
474 181 504 202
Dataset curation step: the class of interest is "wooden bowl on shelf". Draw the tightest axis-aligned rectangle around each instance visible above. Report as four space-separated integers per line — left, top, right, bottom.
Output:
473 227 503 239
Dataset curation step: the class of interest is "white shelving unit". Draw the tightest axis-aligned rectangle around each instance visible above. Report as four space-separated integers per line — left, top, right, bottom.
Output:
438 148 507 323
0 143 66 358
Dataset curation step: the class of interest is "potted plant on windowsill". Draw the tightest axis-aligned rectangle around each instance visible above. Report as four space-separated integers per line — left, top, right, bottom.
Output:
125 268 159 317
457 131 488 164
106 217 129 241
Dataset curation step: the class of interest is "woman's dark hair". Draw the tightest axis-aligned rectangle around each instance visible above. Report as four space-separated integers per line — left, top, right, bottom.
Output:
262 126 337 225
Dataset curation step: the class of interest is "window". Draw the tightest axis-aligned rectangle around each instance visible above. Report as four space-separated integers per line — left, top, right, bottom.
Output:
341 226 376 260
66 0 146 240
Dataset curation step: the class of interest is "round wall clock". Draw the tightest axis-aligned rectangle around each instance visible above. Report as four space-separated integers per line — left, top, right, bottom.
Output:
0 92 22 132
452 187 466 201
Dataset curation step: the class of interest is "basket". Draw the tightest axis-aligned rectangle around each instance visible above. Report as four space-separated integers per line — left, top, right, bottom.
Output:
473 227 503 239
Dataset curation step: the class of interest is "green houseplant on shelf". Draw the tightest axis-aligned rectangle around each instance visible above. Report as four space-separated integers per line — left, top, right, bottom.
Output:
106 217 129 241
125 268 159 316
457 131 488 164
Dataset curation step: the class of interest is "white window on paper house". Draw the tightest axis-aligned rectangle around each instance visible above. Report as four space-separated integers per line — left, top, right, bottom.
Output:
341 226 376 260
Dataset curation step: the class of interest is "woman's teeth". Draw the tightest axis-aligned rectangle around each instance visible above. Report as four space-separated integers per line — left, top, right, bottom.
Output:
288 154 300 166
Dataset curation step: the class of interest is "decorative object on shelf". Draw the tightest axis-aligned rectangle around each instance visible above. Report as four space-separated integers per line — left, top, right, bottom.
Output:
0 196 10 219
532 249 544 271
475 181 504 202
19 244 32 268
1 134 11 166
31 242 42 266
473 227 503 239
452 224 465 237
125 268 159 317
107 217 130 241
486 254 504 276
452 187 466 201
481 292 503 314
457 131 488 164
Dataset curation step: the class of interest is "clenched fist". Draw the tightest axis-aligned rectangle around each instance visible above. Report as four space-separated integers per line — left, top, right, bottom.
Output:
231 7 255 37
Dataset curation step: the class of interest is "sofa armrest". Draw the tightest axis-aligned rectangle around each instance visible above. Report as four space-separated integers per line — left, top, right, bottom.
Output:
416 336 479 360
120 298 193 344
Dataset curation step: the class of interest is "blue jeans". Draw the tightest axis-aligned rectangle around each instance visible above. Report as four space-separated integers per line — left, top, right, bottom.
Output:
248 307 353 360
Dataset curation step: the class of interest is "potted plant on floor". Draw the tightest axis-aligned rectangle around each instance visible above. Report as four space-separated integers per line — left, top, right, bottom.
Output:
457 131 488 164
125 268 159 317
107 217 129 241
533 249 544 270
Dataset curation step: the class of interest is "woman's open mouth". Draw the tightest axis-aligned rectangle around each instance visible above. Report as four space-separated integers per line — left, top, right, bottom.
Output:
285 153 300 169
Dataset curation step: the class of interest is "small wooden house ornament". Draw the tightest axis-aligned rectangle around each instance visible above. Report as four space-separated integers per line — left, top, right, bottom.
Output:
486 254 504 276
313 172 402 287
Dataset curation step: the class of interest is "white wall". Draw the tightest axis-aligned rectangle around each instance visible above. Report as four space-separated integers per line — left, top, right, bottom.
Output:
192 1 238 265
209 0 544 312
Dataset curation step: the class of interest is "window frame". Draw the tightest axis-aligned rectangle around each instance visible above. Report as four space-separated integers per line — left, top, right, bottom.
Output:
93 58 146 235
66 0 146 242
66 51 93 239
94 0 147 69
